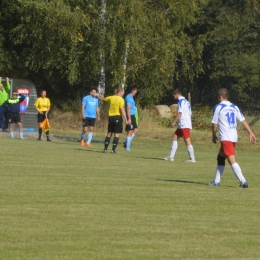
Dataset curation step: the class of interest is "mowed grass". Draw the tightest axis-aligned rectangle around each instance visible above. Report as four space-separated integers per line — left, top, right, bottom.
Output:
1 130 260 260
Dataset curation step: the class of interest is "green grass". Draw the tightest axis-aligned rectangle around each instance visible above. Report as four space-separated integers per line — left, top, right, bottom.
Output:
1 131 260 259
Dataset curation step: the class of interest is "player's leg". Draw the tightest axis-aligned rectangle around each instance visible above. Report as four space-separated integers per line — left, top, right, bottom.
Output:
80 119 87 146
164 130 179 161
9 122 14 138
37 113 45 140
8 113 14 138
3 106 9 131
126 115 138 151
223 141 247 186
111 116 122 153
17 121 24 139
226 154 248 188
207 150 226 186
0 106 5 131
104 117 113 152
86 119 96 146
182 129 195 162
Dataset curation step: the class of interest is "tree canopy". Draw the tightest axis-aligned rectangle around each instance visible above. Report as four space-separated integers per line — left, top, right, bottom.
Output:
0 0 259 108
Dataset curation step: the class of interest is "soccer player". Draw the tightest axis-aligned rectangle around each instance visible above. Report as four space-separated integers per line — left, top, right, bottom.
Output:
34 90 52 141
122 85 138 151
80 88 100 147
3 90 25 139
0 77 11 131
97 87 129 153
207 88 256 188
164 88 196 162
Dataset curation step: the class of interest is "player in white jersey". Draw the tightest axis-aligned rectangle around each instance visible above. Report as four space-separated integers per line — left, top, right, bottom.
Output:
207 88 256 188
164 89 196 162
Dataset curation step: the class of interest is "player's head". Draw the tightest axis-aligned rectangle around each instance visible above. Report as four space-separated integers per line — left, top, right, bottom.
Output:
90 88 97 97
172 88 182 99
116 87 125 96
128 85 138 96
218 88 229 100
12 90 19 97
40 90 47 98
0 83 3 90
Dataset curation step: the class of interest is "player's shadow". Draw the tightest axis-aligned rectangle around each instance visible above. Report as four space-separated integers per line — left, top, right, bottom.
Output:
74 148 103 154
130 156 166 161
157 178 206 185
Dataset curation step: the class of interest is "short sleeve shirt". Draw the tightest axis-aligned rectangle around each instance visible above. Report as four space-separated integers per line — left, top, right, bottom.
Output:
177 97 192 129
125 94 136 116
34 97 51 112
104 95 125 116
212 101 245 142
82 95 99 118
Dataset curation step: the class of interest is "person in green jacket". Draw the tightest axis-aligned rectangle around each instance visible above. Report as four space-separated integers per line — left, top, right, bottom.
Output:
0 77 11 131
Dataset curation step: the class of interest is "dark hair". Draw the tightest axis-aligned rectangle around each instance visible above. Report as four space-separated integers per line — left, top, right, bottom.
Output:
128 85 137 93
90 88 97 93
40 90 46 94
218 88 229 99
173 88 182 95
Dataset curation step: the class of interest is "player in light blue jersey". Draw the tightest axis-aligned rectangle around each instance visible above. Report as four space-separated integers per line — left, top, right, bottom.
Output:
122 85 138 151
80 88 100 147
207 88 256 188
164 88 196 162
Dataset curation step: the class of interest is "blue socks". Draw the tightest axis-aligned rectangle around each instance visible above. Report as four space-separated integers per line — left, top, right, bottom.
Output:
81 131 86 141
87 132 93 144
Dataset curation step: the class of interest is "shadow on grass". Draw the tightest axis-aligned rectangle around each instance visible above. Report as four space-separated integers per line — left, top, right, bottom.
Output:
157 178 206 185
157 178 234 188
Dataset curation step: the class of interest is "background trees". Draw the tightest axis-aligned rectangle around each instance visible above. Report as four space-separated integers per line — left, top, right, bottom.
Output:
0 0 259 109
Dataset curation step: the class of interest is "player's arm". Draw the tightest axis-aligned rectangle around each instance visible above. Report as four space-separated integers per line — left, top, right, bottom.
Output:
126 104 131 124
171 112 182 128
97 95 105 101
82 104 86 119
5 77 10 91
34 100 43 114
96 106 100 121
120 107 128 123
241 120 256 143
0 76 2 84
212 123 218 144
45 100 51 117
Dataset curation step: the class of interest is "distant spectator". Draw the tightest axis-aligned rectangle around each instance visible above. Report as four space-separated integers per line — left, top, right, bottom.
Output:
0 77 11 131
3 90 25 139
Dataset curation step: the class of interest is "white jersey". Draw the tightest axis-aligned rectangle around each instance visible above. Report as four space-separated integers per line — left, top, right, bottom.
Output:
177 96 192 129
212 101 245 142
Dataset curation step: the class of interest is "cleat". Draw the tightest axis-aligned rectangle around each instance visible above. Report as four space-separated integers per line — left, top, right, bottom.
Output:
111 150 116 154
47 138 52 142
20 138 24 140
126 149 131 152
239 182 248 188
86 143 92 147
164 157 174 161
186 160 196 163
103 149 107 153
80 140 84 146
121 143 126 148
206 180 220 186
37 138 41 141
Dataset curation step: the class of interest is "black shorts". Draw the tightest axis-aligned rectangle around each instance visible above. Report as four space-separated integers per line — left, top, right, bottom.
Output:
108 116 123 134
8 112 21 123
125 115 138 131
82 118 96 127
37 112 48 123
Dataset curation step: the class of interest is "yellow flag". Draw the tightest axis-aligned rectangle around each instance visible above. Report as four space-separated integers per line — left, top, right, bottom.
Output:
40 118 50 132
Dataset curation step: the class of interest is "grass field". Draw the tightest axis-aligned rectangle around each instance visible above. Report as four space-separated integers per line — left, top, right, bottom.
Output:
1 128 260 259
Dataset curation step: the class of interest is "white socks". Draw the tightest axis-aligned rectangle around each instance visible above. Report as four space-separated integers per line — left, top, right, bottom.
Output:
170 141 178 159
231 163 246 183
215 166 225 183
187 145 195 161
